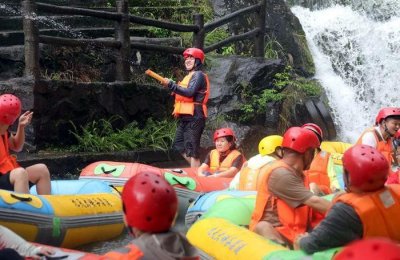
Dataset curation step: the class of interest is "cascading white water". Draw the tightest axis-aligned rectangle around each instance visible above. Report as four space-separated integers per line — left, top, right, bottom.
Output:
291 1 400 143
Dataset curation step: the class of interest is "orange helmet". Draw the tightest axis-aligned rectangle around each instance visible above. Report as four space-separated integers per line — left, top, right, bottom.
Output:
0 94 21 125
302 123 323 142
342 145 389 192
122 171 178 233
213 128 236 142
334 238 400 260
375 107 400 125
183 48 205 63
282 127 320 153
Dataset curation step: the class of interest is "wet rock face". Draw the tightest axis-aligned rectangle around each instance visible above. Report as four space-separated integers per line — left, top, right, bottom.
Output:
210 0 315 76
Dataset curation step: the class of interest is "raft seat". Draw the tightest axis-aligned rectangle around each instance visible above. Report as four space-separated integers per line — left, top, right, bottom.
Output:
30 179 114 195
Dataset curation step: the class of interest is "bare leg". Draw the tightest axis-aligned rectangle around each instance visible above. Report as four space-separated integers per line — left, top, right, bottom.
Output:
190 157 200 168
253 221 286 244
26 164 51 195
9 168 30 193
181 153 191 165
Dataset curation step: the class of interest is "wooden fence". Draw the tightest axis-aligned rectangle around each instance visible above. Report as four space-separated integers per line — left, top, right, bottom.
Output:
22 0 267 81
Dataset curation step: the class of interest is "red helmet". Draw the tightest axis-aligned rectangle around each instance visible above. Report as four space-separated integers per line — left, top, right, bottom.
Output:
183 48 205 63
334 238 400 260
213 128 236 142
342 145 389 192
122 171 178 233
375 107 400 125
302 123 323 142
0 94 21 125
282 127 320 153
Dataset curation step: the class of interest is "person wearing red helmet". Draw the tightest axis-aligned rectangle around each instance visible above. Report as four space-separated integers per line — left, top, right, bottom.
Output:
0 94 51 194
295 145 400 254
102 171 198 259
249 127 331 246
160 47 210 168
356 107 400 166
386 129 400 184
333 238 400 260
197 127 245 178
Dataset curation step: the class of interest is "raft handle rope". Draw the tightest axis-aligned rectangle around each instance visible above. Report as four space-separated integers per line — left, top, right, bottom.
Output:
109 184 122 195
101 166 117 174
10 193 32 202
171 169 184 174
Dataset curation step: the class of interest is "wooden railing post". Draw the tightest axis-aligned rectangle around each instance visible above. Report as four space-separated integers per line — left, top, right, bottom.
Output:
115 0 130 81
22 0 40 79
192 14 204 50
254 0 266 57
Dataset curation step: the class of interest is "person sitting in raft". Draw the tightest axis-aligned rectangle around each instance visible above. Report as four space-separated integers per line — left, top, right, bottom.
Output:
197 128 245 178
386 129 400 184
229 135 283 190
302 123 335 195
356 107 400 168
0 94 51 194
294 145 400 254
249 126 331 247
102 171 199 260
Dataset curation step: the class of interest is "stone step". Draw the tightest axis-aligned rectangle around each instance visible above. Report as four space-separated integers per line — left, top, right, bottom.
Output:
0 27 154 46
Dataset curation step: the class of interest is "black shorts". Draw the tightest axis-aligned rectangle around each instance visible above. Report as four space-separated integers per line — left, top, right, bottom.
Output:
173 118 205 159
0 172 35 191
0 172 14 191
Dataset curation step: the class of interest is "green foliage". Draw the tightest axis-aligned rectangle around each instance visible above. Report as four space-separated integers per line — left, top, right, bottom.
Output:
68 117 177 152
264 37 285 60
235 66 321 123
238 86 285 123
274 66 321 96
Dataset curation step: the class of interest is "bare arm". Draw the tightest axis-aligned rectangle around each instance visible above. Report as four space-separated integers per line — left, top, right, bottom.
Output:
213 166 239 178
9 111 33 152
197 163 210 176
303 195 331 214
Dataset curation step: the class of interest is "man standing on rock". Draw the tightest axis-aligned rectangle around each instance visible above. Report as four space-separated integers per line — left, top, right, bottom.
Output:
161 48 210 167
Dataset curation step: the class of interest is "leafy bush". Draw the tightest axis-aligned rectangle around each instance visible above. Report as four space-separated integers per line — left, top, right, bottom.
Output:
68 117 177 152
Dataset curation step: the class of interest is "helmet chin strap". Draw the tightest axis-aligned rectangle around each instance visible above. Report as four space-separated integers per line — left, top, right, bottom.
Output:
383 121 394 137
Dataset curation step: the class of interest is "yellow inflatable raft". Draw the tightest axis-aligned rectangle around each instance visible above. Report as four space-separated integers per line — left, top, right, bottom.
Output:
0 180 124 248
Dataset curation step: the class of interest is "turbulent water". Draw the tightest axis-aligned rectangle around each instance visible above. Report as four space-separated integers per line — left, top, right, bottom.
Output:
291 0 400 142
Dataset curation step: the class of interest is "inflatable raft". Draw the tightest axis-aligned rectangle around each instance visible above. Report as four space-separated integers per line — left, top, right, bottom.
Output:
79 161 232 192
185 190 256 227
79 161 234 233
187 218 340 260
0 179 124 248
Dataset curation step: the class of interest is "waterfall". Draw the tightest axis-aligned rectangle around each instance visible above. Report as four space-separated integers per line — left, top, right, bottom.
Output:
290 1 400 143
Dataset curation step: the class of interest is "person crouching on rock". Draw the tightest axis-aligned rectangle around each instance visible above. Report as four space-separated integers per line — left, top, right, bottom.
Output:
197 128 245 178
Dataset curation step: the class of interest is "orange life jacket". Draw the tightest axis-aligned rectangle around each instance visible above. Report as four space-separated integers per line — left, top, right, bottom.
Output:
209 149 242 174
238 158 275 191
249 160 323 243
356 128 393 165
0 134 19 175
101 244 143 260
334 185 400 240
304 151 332 194
172 71 210 117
